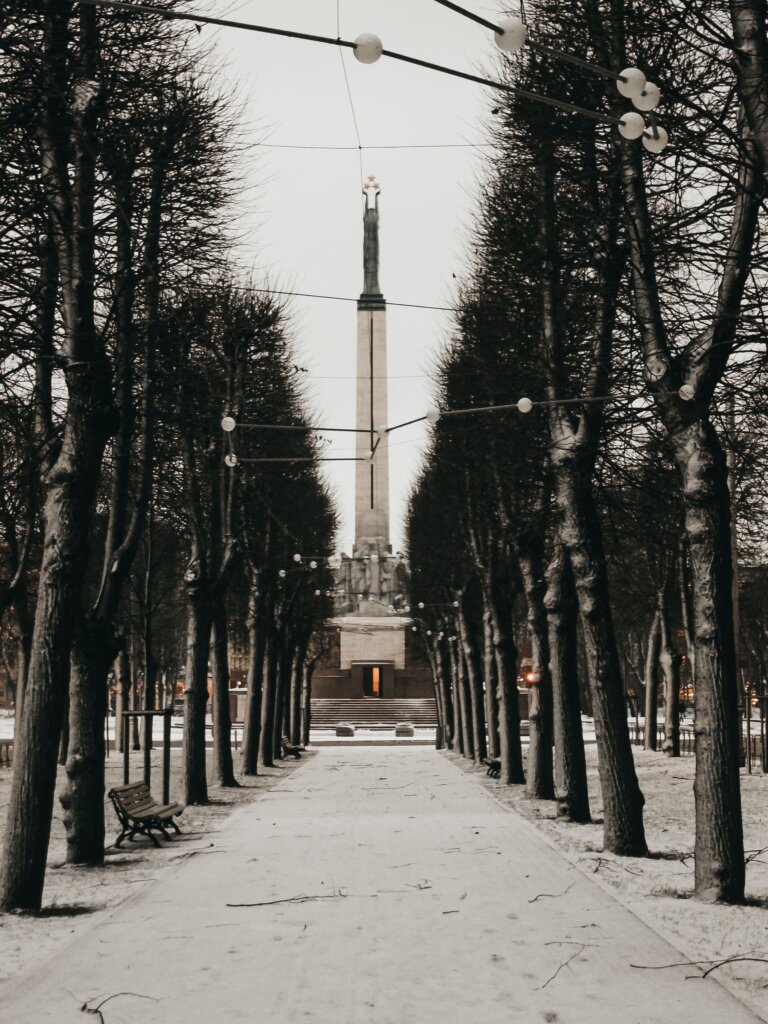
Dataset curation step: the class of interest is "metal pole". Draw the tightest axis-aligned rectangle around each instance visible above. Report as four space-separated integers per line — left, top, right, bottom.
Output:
122 713 129 783
163 710 171 804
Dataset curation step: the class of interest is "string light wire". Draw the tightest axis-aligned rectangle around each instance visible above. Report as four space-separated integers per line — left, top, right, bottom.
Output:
76 0 623 127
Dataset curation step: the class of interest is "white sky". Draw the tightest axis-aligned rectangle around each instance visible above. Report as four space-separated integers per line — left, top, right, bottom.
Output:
195 0 502 551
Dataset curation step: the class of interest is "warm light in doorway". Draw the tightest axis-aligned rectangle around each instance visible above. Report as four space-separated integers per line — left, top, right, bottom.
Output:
372 666 380 696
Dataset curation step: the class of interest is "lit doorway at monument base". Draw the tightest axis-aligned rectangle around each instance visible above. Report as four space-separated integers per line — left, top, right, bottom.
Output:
363 665 382 698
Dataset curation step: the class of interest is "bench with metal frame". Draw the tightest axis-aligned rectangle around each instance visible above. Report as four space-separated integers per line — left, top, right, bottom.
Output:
107 780 183 848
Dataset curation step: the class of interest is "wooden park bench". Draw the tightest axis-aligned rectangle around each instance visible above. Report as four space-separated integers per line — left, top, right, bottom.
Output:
483 757 501 779
107 781 183 849
281 735 303 759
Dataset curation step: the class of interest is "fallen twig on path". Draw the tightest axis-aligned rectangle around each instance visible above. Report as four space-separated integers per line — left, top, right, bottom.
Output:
80 992 158 1022
226 890 348 908
536 942 589 990
528 881 575 903
630 951 768 979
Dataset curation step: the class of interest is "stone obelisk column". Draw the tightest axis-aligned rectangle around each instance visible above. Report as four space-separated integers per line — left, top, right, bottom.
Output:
355 178 390 552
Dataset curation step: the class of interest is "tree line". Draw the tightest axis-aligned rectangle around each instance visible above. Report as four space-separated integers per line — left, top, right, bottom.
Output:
0 1 335 912
407 0 768 905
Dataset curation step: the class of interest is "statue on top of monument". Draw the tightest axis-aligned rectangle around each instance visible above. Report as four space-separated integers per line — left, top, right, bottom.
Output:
362 176 381 296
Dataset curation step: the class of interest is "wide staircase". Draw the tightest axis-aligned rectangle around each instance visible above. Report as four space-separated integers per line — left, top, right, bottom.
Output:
310 698 437 730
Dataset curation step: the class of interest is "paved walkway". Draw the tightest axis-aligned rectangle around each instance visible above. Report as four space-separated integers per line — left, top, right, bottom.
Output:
2 748 762 1023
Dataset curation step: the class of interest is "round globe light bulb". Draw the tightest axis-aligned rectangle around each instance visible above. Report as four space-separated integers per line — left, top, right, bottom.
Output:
387 604 395 613
617 67 647 100
618 112 646 140
679 383 695 401
642 125 669 154
221 415 236 433
403 605 410 613
495 14 527 53
376 423 388 438
438 632 445 639
224 453 238 468
418 601 425 609
452 600 460 608
517 397 533 413
412 626 418 632
425 407 441 424
309 560 318 569
293 553 302 563
278 569 287 578
314 589 322 596
353 33 383 64
633 82 660 112
365 450 375 462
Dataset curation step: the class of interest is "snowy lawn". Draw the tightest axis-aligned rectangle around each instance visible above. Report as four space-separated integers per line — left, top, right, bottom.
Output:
457 740 768 1020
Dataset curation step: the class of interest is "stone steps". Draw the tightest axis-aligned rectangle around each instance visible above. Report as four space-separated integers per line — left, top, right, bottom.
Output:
310 698 437 728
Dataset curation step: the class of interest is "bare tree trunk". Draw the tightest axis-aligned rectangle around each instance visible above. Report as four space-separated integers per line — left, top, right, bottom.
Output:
114 647 130 754
241 588 264 775
210 605 238 787
545 544 590 822
729 0 768 187
488 577 525 784
301 661 315 747
0 3 114 913
678 537 696 686
446 638 464 755
458 595 486 762
289 641 306 746
273 642 291 760
182 586 211 805
659 584 681 758
61 629 112 863
644 611 661 751
58 686 70 767
520 536 554 801
260 633 277 767
555 469 647 854
482 605 500 758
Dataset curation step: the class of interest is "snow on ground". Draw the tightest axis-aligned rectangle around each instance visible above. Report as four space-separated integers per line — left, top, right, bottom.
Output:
460 742 768 1020
0 742 312 988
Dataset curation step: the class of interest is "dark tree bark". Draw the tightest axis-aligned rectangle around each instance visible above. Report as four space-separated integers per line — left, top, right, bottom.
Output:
519 533 554 801
659 585 681 758
545 543 590 822
644 611 661 751
457 589 486 763
538 144 647 857
599 11 759 893
210 604 238 787
729 0 768 185
260 632 278 767
482 604 500 758
182 573 211 805
488 569 525 785
241 584 264 775
114 647 131 753
0 4 116 911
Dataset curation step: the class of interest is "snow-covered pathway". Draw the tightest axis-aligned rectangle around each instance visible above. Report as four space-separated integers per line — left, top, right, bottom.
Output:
2 747 762 1023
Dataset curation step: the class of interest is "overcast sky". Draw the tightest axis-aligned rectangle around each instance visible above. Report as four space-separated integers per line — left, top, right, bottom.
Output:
194 0 504 551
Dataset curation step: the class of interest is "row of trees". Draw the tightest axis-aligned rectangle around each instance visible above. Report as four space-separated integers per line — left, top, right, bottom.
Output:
0 2 336 912
408 0 768 904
